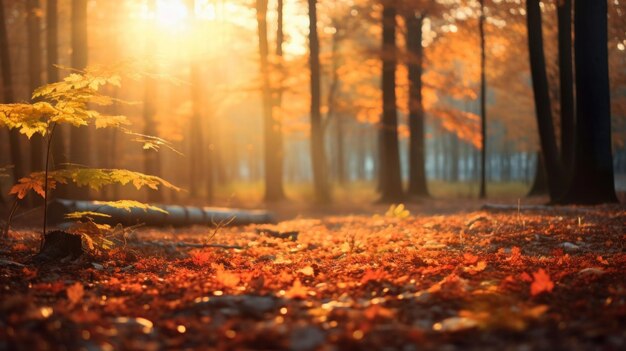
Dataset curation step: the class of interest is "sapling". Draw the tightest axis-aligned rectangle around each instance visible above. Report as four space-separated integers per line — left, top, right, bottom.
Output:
0 62 180 250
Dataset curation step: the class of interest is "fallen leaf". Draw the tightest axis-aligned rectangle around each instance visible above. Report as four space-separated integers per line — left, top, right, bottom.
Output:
530 269 554 296
67 282 84 305
298 266 315 276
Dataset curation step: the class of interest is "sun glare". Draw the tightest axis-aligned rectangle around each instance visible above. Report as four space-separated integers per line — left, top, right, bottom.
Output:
155 0 189 27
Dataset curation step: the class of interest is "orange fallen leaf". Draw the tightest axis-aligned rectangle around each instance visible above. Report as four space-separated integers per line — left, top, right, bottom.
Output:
67 282 84 305
530 269 554 296
284 279 308 299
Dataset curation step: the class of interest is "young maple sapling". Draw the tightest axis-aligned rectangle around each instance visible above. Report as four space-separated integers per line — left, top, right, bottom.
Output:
0 63 180 250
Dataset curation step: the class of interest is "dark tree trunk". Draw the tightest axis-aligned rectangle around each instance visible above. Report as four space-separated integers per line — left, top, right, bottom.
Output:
478 0 487 199
46 0 69 201
405 14 428 197
560 0 617 204
256 0 285 202
557 0 575 170
27 0 43 175
69 0 90 199
308 0 330 203
526 0 564 202
450 133 459 182
527 151 549 196
0 0 24 183
379 2 404 202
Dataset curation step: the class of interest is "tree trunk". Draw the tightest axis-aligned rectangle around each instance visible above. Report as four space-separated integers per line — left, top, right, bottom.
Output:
256 0 285 202
327 22 345 185
527 151 549 196
307 0 330 203
557 0 575 170
272 0 286 194
27 0 43 175
526 0 564 202
478 0 487 199
69 0 90 200
405 14 428 197
379 2 404 202
46 0 69 201
143 1 163 202
559 0 617 204
0 0 24 184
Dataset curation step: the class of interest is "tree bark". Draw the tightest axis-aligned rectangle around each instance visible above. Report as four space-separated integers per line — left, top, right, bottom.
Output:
526 0 564 202
143 0 163 202
308 0 330 203
379 1 403 202
559 0 618 204
0 0 25 183
405 14 428 197
272 0 286 194
69 0 90 199
478 0 487 199
46 0 70 201
256 0 285 202
326 21 345 185
27 0 43 175
557 0 575 170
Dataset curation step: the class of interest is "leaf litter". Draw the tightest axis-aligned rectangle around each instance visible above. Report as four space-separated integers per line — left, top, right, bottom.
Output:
1 205 625 350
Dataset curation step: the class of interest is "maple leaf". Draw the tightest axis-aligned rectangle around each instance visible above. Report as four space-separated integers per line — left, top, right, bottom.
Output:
214 265 241 289
9 174 52 199
94 115 130 129
385 203 410 219
67 282 85 305
530 269 554 296
284 279 308 299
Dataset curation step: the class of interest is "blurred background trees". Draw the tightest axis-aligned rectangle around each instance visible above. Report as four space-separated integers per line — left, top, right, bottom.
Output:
0 0 625 208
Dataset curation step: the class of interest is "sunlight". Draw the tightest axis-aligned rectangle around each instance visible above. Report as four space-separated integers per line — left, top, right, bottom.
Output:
155 0 189 27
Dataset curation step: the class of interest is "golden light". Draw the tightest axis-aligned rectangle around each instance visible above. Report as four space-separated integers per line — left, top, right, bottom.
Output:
155 0 189 28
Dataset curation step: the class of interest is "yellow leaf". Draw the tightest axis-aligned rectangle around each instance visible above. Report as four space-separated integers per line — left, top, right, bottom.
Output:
298 266 315 276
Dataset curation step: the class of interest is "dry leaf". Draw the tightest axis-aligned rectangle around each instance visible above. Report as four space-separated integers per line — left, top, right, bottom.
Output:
67 282 84 305
530 269 554 296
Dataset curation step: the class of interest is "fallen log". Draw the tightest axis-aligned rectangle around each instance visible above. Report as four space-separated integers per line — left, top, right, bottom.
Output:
48 199 275 227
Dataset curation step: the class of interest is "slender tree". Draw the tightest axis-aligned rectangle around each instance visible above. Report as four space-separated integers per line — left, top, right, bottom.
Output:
69 0 90 199
26 0 43 175
256 0 285 201
560 0 618 204
46 0 69 202
557 0 575 169
526 0 564 202
144 0 163 202
478 0 487 199
0 0 24 184
308 0 330 203
379 0 404 202
405 12 428 197
273 0 286 194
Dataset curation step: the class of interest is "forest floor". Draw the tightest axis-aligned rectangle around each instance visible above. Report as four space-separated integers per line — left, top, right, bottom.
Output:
1 198 625 350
